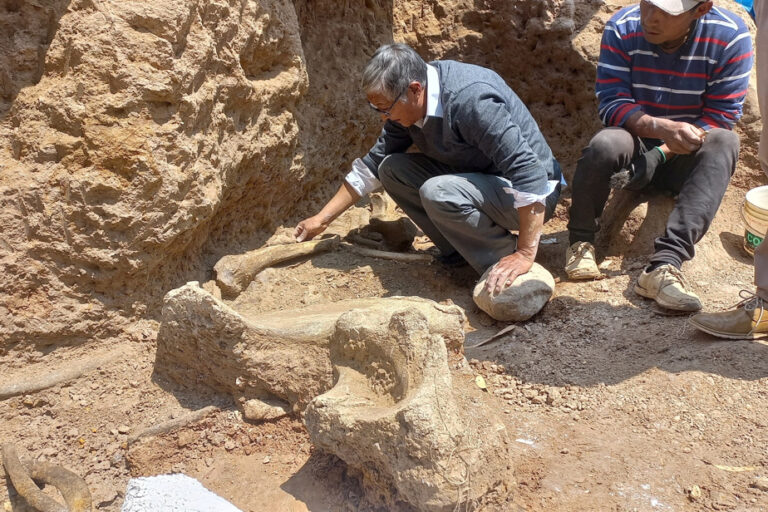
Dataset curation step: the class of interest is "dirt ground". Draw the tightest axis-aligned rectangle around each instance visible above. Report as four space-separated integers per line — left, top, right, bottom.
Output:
3 162 768 511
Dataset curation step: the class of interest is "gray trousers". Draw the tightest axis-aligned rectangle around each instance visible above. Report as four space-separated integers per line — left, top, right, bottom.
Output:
378 153 560 274
754 0 768 300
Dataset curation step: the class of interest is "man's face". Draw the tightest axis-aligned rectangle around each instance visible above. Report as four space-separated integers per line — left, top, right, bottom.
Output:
640 0 710 46
367 83 425 127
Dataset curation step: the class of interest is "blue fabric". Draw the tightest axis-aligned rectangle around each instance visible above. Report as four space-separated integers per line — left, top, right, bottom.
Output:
734 0 755 20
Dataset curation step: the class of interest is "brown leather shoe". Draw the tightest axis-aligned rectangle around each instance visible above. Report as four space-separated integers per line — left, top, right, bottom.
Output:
688 291 768 340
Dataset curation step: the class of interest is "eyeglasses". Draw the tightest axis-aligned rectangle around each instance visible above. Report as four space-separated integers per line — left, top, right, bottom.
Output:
368 90 404 117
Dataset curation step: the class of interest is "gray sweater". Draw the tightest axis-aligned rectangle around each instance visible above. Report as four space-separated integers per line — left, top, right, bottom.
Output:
361 60 561 196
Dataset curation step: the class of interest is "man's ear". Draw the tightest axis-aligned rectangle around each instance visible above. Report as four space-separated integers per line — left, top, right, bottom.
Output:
408 81 423 96
692 1 713 19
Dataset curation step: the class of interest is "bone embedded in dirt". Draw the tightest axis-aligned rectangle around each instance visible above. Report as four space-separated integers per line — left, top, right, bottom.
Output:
241 398 290 422
213 235 341 297
304 307 512 511
156 282 467 415
473 262 555 321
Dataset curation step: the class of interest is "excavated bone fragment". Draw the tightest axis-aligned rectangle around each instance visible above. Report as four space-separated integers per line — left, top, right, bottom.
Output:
2 443 92 512
156 282 466 413
214 236 340 297
305 307 511 511
241 398 289 422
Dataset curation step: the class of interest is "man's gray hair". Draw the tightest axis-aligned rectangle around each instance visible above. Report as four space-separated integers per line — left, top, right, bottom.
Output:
361 43 427 100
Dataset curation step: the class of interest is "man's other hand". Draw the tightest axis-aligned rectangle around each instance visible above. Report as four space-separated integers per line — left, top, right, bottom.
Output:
485 251 535 295
294 215 327 242
664 122 705 154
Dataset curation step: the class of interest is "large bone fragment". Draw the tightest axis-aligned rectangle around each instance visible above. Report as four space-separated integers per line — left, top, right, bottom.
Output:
2 444 92 512
304 307 512 511
155 282 466 413
214 236 340 297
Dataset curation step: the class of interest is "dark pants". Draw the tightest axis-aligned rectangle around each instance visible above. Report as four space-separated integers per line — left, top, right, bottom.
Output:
567 127 738 268
378 153 560 274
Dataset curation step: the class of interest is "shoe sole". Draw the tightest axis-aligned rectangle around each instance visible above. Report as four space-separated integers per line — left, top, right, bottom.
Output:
634 282 701 312
688 318 768 340
565 267 601 280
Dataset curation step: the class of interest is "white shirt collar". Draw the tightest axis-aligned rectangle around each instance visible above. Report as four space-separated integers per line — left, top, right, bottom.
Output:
414 64 442 128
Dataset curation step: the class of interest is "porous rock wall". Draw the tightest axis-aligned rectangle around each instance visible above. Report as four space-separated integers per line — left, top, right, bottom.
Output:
0 0 390 353
0 0 761 354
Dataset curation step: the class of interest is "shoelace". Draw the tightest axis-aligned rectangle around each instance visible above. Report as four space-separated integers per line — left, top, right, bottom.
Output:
733 289 764 311
729 290 766 335
574 242 593 257
659 265 690 290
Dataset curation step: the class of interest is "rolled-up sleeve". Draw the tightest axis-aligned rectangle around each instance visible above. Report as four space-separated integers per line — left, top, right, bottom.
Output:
344 158 382 197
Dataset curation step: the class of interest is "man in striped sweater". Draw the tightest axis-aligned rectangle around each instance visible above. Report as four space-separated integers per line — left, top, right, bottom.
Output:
565 0 753 312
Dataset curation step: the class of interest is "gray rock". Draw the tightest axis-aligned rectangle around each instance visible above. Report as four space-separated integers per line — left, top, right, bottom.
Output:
473 262 555 321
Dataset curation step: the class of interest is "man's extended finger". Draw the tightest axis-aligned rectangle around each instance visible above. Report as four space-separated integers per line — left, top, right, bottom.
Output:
494 269 518 294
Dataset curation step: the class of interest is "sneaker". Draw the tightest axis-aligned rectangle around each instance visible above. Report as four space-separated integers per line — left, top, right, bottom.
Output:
634 264 702 311
688 291 768 340
565 241 601 280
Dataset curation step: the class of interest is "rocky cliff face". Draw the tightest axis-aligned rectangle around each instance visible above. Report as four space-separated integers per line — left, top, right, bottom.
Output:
0 0 389 355
0 0 760 356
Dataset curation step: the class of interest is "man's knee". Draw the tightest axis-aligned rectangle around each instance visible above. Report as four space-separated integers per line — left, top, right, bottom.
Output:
419 175 464 212
574 128 635 182
703 128 739 160
378 153 412 185
699 128 739 178
585 128 635 162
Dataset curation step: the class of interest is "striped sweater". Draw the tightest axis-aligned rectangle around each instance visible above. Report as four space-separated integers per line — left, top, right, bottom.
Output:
597 4 753 131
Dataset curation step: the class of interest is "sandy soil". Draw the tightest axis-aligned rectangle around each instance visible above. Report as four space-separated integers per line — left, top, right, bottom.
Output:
2 166 768 512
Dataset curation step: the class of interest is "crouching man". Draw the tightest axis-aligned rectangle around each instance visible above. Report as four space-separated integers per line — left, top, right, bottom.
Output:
295 43 562 294
564 0 752 311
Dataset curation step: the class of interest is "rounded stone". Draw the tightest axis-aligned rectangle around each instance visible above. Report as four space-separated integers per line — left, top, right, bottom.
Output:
473 262 555 321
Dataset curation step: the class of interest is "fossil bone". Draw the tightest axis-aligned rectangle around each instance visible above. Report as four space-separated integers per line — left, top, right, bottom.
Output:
214 235 340 297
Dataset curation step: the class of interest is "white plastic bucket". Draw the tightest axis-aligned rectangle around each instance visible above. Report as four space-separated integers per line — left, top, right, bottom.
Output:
741 185 768 255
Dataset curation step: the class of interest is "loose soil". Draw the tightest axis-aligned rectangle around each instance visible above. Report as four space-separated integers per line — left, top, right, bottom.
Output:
2 167 768 511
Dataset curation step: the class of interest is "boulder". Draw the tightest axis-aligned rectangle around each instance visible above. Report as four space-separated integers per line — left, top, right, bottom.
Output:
473 262 555 322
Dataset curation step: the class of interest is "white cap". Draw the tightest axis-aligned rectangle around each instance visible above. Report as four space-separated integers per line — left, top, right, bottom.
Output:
646 0 702 15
